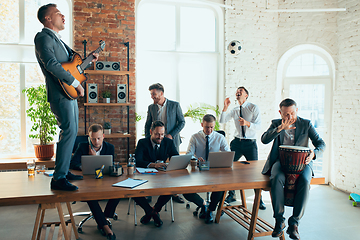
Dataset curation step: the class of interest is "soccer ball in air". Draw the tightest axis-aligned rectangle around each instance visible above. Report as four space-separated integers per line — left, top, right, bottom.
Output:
228 40 242 55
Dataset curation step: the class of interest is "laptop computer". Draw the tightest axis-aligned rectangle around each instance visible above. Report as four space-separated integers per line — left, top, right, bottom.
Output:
81 155 113 175
159 154 192 171
208 151 235 168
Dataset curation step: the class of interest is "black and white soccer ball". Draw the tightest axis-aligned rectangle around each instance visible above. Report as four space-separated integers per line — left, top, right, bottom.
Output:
228 40 242 55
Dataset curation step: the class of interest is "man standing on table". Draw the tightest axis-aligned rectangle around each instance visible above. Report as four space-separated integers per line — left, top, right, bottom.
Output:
183 114 230 224
35 4 98 191
261 98 325 239
144 83 186 203
133 121 179 227
219 86 266 210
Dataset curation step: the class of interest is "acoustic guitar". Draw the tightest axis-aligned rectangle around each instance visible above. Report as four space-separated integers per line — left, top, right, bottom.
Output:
60 40 105 100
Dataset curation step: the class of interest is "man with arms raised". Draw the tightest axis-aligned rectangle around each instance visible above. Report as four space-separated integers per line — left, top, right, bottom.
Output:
261 98 325 239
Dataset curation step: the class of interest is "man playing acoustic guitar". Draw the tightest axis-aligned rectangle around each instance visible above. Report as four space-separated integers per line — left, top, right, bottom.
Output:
35 4 99 191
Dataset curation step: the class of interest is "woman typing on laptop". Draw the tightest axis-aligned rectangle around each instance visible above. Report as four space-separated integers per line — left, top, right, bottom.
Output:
70 124 117 240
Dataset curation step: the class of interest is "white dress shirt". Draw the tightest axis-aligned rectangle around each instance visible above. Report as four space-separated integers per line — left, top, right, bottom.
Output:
219 101 261 140
186 130 230 159
157 98 167 126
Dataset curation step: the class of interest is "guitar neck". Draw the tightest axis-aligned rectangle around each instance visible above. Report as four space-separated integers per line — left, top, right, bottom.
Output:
80 47 103 71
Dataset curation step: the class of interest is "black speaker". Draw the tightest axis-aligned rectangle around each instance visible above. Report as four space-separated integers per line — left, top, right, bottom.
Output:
117 84 126 103
95 61 120 71
87 83 98 103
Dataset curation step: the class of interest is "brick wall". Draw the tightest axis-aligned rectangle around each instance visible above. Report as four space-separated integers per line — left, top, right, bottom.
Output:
73 0 136 163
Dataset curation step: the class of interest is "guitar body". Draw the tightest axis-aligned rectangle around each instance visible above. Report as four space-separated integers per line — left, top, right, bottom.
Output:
60 53 88 100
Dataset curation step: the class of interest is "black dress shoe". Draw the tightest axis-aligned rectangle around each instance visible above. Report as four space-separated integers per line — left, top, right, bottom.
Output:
172 195 185 203
225 195 236 203
272 220 285 237
152 212 163 227
97 225 112 236
205 210 214 224
259 199 266 210
107 232 116 240
140 214 152 224
51 178 78 191
66 171 83 180
146 196 152 203
286 224 300 239
199 205 207 219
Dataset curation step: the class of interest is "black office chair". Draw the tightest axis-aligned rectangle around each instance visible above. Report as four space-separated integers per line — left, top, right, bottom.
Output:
66 135 118 233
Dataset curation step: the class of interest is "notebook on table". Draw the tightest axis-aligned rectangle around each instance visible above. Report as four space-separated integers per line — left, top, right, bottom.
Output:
208 151 235 168
81 155 113 175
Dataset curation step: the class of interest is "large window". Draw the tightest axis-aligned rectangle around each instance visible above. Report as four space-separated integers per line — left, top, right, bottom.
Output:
0 0 71 158
136 1 221 152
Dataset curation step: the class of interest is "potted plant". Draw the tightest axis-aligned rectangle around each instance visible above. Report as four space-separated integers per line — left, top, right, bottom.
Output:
184 103 221 130
23 84 57 160
102 90 111 103
104 122 112 134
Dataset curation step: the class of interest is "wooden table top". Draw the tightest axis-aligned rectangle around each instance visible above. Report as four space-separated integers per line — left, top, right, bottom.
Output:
0 161 270 206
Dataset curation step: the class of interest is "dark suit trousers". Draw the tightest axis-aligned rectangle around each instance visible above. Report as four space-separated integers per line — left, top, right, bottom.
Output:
133 195 172 214
183 192 224 211
270 161 312 226
50 99 79 180
228 138 258 198
87 199 120 228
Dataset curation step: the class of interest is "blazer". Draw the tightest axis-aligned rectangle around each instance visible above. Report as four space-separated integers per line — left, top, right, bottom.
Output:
261 117 326 175
70 141 115 170
34 28 75 102
135 137 179 168
144 99 185 150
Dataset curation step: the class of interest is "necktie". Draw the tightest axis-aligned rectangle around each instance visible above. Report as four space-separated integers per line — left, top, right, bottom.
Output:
240 106 246 138
154 144 160 160
205 135 209 161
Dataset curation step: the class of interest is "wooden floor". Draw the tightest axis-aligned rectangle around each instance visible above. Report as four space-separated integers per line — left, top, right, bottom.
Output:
0 185 359 240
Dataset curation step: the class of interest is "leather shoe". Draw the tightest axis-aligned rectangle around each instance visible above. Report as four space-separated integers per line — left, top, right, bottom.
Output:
51 178 78 191
172 195 185 203
286 224 300 239
225 195 236 203
97 225 112 236
66 171 83 180
259 199 266 210
205 210 214 224
272 220 285 237
152 212 163 227
146 196 152 203
199 205 207 219
107 232 116 240
140 214 152 224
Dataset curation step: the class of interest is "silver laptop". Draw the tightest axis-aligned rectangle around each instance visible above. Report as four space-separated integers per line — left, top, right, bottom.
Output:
208 151 235 168
160 154 192 171
81 155 113 175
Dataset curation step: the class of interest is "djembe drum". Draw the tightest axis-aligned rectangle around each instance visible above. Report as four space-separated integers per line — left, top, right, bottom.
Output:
279 145 310 206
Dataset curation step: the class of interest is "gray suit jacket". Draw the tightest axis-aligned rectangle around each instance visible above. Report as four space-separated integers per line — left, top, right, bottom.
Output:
261 117 326 175
144 99 185 150
34 28 75 102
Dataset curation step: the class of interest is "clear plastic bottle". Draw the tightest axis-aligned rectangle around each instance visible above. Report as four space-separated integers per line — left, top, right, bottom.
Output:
127 154 136 175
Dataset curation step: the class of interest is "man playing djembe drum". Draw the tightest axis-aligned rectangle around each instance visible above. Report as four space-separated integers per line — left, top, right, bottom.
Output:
261 98 325 240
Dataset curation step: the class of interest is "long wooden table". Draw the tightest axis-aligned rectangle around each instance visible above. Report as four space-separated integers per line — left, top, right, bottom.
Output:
0 161 276 240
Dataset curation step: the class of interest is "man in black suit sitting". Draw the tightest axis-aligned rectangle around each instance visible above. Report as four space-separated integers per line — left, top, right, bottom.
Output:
133 121 179 227
70 124 117 240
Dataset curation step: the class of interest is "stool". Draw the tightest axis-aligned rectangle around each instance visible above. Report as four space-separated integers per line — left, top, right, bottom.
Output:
32 202 79 240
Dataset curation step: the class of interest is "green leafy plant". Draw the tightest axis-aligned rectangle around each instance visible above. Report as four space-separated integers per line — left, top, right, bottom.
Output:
104 122 112 129
23 85 57 145
183 103 221 130
102 90 111 98
135 112 143 123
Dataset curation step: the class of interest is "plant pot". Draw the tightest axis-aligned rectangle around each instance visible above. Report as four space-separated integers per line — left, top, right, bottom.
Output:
104 129 111 135
34 143 55 161
104 98 110 103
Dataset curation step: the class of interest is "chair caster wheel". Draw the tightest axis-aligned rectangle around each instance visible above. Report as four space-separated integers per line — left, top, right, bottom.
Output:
77 227 83 233
186 203 190 209
193 211 198 217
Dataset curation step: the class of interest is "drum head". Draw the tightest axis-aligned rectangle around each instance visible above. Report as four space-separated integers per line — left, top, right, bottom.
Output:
279 145 310 151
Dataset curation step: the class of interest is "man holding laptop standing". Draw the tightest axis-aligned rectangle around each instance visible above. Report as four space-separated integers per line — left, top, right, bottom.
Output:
70 124 117 240
183 114 231 224
133 121 179 227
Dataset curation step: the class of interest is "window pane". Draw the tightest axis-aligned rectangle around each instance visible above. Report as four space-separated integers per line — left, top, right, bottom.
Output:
0 0 19 43
179 7 216 52
24 0 43 44
0 63 21 155
286 54 329 77
138 3 176 51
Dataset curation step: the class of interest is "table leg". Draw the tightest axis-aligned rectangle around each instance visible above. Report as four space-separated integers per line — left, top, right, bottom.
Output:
66 202 79 240
56 203 70 240
32 204 42 240
215 191 227 223
247 189 261 240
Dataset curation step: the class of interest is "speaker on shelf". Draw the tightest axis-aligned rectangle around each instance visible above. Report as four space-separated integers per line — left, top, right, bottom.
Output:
87 83 98 103
95 61 120 71
117 84 127 103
